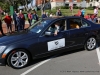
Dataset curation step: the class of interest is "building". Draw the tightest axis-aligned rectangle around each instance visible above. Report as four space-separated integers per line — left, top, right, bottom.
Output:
36 0 100 9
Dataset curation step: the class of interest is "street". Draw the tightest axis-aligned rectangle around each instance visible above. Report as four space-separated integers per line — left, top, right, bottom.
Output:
0 48 100 75
0 22 100 75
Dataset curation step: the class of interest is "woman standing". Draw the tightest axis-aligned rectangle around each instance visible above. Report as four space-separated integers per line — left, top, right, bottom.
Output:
4 13 12 33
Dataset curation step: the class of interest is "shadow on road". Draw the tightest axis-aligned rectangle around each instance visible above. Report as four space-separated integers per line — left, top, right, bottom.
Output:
26 48 86 68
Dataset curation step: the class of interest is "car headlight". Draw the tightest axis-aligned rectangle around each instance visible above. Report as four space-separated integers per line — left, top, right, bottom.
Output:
0 46 6 54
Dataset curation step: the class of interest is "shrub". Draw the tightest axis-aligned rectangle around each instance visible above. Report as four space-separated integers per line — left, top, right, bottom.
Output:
73 6 78 9
87 7 94 10
60 6 68 9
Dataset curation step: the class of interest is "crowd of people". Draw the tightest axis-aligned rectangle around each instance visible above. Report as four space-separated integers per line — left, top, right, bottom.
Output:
74 6 99 23
0 7 62 36
0 6 99 36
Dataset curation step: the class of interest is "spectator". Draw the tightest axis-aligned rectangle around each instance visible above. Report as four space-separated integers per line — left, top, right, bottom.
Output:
92 14 98 23
28 11 32 26
84 14 92 21
56 9 62 16
49 12 53 17
46 12 49 17
16 13 22 31
42 11 47 18
0 19 5 36
94 7 98 15
19 10 25 30
0 7 3 20
81 8 85 17
74 8 82 16
13 10 17 31
4 13 12 33
31 11 38 25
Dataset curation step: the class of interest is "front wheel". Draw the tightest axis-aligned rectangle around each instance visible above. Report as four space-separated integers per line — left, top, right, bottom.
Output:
84 37 97 51
7 49 30 69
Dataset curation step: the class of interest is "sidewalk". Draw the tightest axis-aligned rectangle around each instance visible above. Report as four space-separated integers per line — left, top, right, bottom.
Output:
2 21 29 24
0 21 29 36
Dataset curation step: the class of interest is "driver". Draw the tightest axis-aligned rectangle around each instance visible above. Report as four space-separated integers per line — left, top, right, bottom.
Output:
49 22 60 36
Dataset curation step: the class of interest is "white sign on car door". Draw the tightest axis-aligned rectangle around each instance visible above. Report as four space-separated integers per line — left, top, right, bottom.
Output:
47 38 65 51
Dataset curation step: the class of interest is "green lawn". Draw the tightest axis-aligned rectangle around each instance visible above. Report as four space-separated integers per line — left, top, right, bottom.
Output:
36 9 98 17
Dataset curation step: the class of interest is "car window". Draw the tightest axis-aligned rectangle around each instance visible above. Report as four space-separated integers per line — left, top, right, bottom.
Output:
69 18 82 29
41 19 66 36
81 20 90 27
47 19 66 32
29 20 51 33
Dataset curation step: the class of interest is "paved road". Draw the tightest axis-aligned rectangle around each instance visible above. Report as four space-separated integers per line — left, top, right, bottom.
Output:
0 23 100 75
0 48 100 75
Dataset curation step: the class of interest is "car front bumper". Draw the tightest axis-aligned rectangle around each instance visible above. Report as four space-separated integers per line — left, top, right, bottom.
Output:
0 58 6 66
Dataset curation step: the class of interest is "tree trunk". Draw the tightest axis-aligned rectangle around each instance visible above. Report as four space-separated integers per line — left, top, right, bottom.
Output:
25 0 29 11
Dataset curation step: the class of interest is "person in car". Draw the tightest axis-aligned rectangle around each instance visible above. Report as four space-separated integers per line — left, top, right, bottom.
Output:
49 22 60 36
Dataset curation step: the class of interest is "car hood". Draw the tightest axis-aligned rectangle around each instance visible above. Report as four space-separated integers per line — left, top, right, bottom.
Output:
0 31 37 45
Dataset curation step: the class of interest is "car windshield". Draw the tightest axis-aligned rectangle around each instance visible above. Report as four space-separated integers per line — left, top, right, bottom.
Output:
29 20 51 33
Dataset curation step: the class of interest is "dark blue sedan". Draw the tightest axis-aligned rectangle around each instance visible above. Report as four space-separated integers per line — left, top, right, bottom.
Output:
0 16 100 69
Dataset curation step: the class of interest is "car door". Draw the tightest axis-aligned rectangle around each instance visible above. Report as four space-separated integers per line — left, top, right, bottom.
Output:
36 19 70 56
67 18 89 46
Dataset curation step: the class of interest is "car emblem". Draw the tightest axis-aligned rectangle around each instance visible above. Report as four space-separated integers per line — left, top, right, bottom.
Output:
55 41 59 45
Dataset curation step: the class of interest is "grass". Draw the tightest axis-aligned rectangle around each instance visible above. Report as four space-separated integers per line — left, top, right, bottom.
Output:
36 8 99 17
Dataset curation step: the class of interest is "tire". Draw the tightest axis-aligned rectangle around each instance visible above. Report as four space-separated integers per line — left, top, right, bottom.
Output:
7 49 30 69
84 37 97 51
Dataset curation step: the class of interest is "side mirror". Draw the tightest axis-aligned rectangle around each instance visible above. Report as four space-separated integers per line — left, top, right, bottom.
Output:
45 31 52 36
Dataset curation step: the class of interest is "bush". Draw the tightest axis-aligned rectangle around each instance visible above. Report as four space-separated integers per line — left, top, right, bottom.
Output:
73 6 78 9
52 6 69 10
60 6 68 9
87 7 94 10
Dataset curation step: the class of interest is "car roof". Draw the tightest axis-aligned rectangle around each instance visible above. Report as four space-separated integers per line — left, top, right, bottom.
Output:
42 16 82 21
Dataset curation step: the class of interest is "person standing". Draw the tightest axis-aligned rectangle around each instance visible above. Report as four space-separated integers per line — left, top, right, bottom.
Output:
94 7 98 15
16 13 22 32
4 13 12 33
0 7 3 20
49 12 53 17
31 11 38 25
42 11 47 18
0 19 5 36
28 11 32 26
81 8 85 17
13 10 17 31
19 10 25 30
74 8 82 17
56 9 62 16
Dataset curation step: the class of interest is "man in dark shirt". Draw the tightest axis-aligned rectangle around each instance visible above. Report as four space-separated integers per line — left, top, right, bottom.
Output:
13 10 17 31
0 19 5 36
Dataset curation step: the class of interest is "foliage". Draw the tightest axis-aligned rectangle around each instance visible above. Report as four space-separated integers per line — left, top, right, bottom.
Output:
0 0 31 11
87 7 94 10
73 6 79 9
0 2 10 12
